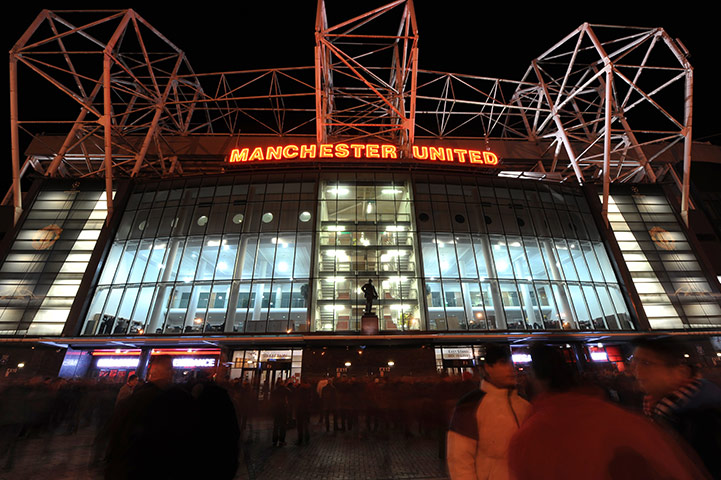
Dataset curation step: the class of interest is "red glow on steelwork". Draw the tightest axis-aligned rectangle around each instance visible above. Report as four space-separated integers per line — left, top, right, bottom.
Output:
228 143 499 165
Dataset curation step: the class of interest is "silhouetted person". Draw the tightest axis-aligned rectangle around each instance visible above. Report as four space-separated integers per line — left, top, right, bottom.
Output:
104 356 201 480
631 337 721 478
115 374 138 407
191 372 240 479
270 379 290 446
294 381 313 445
508 343 711 480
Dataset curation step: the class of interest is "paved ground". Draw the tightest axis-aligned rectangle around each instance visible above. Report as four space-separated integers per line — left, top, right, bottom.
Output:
0 418 449 480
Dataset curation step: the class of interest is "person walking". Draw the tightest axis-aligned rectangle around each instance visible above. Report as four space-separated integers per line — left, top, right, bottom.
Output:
630 337 721 478
446 344 530 480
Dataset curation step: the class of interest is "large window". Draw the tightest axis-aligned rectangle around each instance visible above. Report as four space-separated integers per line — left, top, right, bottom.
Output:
313 174 422 331
0 187 111 335
415 176 632 331
81 175 315 335
607 190 721 328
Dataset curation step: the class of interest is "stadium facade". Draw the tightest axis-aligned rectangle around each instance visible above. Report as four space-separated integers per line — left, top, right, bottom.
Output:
2 4 721 386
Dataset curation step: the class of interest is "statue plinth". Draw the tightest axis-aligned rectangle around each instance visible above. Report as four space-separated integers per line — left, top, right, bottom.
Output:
361 313 378 335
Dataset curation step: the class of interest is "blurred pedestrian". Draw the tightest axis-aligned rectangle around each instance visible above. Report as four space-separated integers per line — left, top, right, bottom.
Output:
446 344 530 480
508 343 711 480
270 378 290 446
104 356 201 480
631 337 721 478
115 374 138 406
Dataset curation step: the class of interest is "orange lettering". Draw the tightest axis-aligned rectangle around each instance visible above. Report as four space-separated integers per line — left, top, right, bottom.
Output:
267 146 283 160
248 147 264 161
454 149 468 163
381 145 397 159
319 144 333 158
483 151 499 165
300 144 316 159
282 145 299 158
429 147 445 161
366 144 380 158
229 148 249 163
469 150 483 163
335 143 350 158
350 144 365 158
446 148 454 162
412 145 428 160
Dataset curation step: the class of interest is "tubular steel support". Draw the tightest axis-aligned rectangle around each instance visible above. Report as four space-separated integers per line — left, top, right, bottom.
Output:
681 68 693 226
9 56 22 224
7 11 694 190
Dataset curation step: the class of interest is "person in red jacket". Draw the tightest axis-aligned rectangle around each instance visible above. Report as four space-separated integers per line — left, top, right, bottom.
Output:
508 343 710 480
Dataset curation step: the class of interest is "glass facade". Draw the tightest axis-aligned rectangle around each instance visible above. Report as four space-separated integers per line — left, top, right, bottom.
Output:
81 175 315 335
415 176 631 331
314 174 421 331
73 172 639 336
607 190 721 328
0 187 110 335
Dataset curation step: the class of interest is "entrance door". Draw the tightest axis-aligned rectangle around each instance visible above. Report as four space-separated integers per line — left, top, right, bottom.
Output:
257 360 292 400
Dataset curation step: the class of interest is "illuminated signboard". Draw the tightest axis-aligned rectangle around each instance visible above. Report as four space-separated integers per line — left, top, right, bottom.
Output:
227 143 499 166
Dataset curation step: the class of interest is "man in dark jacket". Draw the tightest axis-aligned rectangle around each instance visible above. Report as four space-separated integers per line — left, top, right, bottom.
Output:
104 356 201 480
631 337 721 478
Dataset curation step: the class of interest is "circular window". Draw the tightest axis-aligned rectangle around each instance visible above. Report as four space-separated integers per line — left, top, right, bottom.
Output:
232 213 244 224
197 215 208 226
517 217 526 228
299 211 312 222
262 212 274 223
454 214 466 224
484 215 493 225
418 213 429 222
138 220 146 231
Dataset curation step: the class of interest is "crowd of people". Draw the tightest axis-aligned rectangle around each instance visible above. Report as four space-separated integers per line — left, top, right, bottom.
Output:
0 338 719 479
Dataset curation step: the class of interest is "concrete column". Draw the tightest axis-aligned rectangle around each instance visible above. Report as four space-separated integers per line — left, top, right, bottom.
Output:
136 347 152 381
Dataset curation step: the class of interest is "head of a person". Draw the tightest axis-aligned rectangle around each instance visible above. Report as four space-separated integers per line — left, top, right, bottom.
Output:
631 337 696 399
482 344 516 389
127 374 139 387
528 343 578 394
147 356 173 388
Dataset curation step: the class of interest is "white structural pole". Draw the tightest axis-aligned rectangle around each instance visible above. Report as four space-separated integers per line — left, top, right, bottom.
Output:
9 56 22 224
680 67 693 227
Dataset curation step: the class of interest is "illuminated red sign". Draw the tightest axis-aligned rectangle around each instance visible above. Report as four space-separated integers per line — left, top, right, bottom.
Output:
227 143 498 166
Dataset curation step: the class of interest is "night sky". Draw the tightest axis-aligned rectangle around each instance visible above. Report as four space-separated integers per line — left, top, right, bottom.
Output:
3 2 720 194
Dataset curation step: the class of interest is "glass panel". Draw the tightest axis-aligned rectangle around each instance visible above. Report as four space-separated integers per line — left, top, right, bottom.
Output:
421 233 440 278
568 239 591 282
215 235 239 281
555 239 578 281
113 241 138 284
196 236 221 280
583 285 607 329
507 236 531 279
131 286 156 333
425 281 446 330
128 240 153 284
99 243 124 285
442 281 465 330
254 234 277 279
83 287 110 334
165 285 192 333
499 282 524 329
455 234 478 279
177 237 202 283
490 236 513 279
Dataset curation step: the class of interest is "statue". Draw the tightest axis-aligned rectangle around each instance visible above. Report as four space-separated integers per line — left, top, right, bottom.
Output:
361 279 378 315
